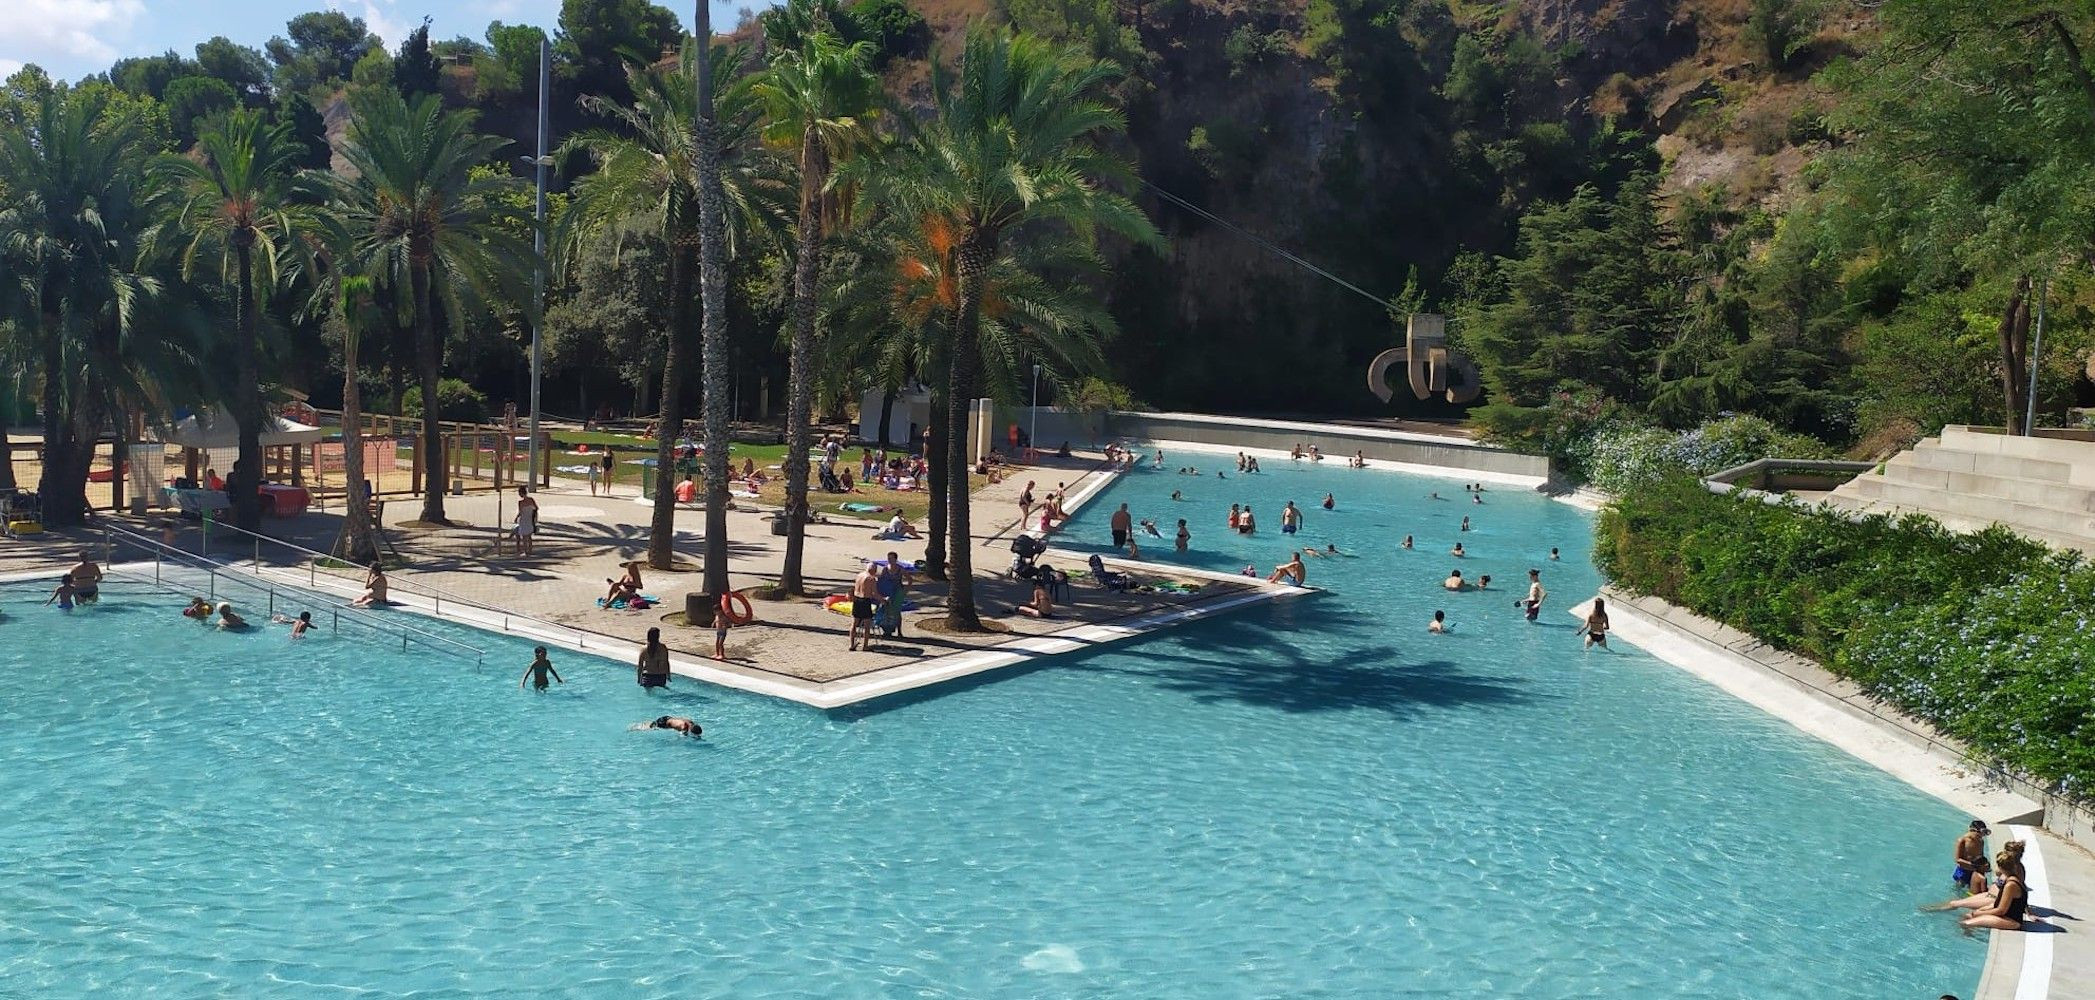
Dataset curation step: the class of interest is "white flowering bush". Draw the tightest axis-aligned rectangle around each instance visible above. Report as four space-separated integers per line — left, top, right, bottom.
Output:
1586 414 1835 494
1600 477 2095 797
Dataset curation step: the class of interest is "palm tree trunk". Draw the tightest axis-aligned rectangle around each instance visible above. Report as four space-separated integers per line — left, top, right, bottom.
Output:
695 0 735 609
412 261 448 523
779 127 825 596
875 387 896 449
648 245 694 570
923 383 948 581
942 235 991 631
339 326 377 565
231 244 264 531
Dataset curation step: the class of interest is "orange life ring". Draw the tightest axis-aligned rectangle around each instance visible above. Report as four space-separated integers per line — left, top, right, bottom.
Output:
718 590 755 626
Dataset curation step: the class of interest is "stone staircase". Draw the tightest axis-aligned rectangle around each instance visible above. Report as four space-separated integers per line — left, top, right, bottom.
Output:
1827 425 2095 553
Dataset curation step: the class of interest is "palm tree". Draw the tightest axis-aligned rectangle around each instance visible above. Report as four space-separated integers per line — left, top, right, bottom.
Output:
856 25 1161 629
755 30 881 595
558 38 785 571
332 274 382 564
693 0 740 610
321 90 537 525
0 88 204 525
825 212 1119 577
159 107 306 531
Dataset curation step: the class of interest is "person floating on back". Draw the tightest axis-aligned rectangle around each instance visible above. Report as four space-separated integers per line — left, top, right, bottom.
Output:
520 647 564 691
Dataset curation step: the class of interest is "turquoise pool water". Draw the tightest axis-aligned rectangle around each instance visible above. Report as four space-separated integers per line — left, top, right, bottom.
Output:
1 457 1980 997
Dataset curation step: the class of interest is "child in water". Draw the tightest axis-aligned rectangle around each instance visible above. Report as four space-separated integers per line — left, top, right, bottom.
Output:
45 574 77 611
519 647 565 690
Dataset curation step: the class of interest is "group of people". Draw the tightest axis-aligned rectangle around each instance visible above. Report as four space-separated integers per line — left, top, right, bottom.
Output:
42 552 103 611
1019 479 1073 533
513 628 703 741
847 551 914 650
1924 819 2036 932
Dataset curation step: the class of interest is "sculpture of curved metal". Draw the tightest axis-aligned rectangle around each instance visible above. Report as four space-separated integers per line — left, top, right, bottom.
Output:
1368 314 1481 404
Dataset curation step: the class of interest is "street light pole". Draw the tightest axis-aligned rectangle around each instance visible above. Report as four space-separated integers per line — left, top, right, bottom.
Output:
1029 364 1041 453
527 37 550 489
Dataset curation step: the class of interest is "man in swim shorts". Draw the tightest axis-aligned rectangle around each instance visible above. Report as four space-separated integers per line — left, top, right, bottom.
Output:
1281 501 1300 535
646 716 703 737
1523 569 1545 621
849 564 882 652
1953 820 1991 895
1110 503 1132 549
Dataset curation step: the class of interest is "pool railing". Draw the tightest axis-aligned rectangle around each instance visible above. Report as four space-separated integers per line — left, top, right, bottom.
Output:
176 518 607 656
99 524 488 662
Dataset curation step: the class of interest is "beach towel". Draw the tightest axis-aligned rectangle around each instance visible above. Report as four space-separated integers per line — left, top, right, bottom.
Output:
596 594 660 610
840 502 890 513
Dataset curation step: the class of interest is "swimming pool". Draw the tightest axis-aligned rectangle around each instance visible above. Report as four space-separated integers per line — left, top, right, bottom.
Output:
1 457 1980 997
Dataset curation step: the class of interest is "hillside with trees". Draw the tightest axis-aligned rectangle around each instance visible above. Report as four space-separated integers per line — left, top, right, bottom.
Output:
3 0 2094 553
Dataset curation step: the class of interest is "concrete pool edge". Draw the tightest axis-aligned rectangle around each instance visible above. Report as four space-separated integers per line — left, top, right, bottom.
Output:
1582 588 2095 1000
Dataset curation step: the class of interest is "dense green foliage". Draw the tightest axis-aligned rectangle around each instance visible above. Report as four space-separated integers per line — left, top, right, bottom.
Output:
1598 477 2095 796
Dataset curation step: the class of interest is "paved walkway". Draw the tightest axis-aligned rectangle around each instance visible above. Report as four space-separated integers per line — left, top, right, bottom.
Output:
65 449 1305 706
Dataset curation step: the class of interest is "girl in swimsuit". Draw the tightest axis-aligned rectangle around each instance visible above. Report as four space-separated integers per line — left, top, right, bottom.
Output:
46 574 77 611
1960 851 2031 931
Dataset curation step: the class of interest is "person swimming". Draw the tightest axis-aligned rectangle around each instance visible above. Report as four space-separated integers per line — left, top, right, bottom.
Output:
270 611 314 638
1550 547 1560 560
1401 535 1414 549
67 552 103 603
1460 516 1471 532
1171 489 1183 501
216 602 249 630
639 716 702 737
182 596 213 620
1429 610 1447 633
1450 542 1465 557
1443 570 1467 591
1321 493 1334 510
1477 574 1492 590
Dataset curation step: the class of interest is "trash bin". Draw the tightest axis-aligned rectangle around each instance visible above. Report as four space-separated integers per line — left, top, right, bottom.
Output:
769 513 790 536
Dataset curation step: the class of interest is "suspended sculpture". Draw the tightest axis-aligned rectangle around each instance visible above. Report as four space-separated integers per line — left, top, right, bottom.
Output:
1367 314 1481 404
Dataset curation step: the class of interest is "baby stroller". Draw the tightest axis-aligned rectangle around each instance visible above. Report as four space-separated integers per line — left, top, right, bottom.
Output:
818 465 844 493
1010 534 1047 580
1 490 44 538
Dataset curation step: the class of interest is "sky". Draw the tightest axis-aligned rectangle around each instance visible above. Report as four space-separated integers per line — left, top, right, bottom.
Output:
0 0 764 84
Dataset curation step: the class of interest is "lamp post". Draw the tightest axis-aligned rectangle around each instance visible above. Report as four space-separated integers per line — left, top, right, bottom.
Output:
1029 364 1041 454
525 38 550 489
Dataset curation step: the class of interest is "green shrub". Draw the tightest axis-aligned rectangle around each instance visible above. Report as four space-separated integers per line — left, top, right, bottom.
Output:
401 378 490 422
1598 477 2095 795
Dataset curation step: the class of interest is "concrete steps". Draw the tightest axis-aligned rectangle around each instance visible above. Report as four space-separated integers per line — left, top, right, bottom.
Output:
1828 427 2095 553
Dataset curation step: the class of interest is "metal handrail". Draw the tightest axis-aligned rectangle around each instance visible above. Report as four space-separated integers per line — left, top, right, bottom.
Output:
186 517 601 652
99 524 486 661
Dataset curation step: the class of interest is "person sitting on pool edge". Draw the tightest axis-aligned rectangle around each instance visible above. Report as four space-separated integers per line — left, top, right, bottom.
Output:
1268 552 1306 586
351 563 388 608
1929 841 2024 914
1958 849 2031 931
